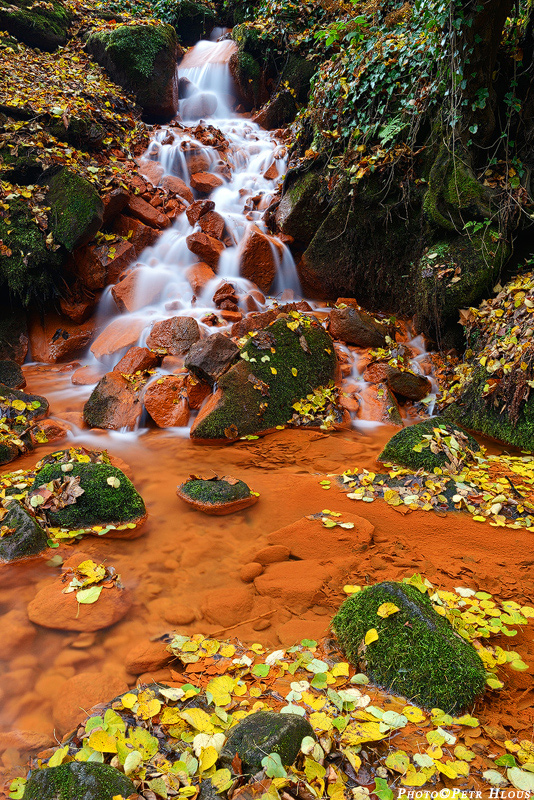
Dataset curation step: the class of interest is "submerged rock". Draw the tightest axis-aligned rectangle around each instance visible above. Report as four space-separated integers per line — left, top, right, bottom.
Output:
220 710 314 775
190 315 337 440
177 475 257 515
332 580 486 713
0 500 48 561
379 419 481 472
23 761 135 800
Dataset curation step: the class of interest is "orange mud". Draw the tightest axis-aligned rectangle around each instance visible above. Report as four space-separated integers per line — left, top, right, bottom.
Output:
0 364 533 786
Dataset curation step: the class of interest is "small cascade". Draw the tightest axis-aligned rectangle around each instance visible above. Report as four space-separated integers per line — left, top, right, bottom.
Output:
90 38 301 375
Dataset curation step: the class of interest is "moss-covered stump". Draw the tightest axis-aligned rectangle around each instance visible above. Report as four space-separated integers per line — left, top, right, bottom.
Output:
0 198 64 306
86 23 180 119
177 475 258 515
0 500 48 561
22 761 135 800
0 360 25 389
0 0 70 51
332 581 486 713
31 460 146 530
378 419 482 472
190 315 337 440
46 168 104 252
220 711 314 775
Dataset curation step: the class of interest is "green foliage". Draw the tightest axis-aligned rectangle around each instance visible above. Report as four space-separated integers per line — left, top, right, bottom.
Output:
332 581 487 713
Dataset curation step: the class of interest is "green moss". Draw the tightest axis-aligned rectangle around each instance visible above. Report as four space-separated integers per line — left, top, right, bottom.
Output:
378 419 481 471
99 23 174 79
181 478 251 504
32 461 146 528
46 168 103 251
0 441 19 466
332 581 486 713
23 761 135 800
192 316 337 439
0 0 70 51
0 199 63 306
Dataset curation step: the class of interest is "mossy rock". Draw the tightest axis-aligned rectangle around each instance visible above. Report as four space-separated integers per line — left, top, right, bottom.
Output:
46 167 104 252
0 499 48 561
445 367 534 450
23 761 135 800
86 23 180 119
0 0 70 51
1 147 44 184
0 383 49 423
276 170 329 249
332 581 486 713
0 441 20 466
0 198 63 306
378 419 481 472
45 115 106 151
220 711 314 775
177 476 257 514
0 304 28 363
190 316 337 440
172 0 216 43
0 360 25 389
32 460 146 529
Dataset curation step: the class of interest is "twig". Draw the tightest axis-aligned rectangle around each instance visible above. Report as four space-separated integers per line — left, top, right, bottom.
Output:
210 610 277 637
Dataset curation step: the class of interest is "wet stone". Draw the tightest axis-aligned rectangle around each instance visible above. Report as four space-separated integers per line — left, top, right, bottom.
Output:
184 333 239 386
0 500 48 562
0 360 25 389
329 306 390 348
146 316 201 356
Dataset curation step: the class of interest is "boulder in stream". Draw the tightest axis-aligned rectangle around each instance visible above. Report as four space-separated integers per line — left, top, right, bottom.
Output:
177 475 258 515
23 761 135 800
190 314 337 440
83 371 143 431
184 332 239 386
332 580 486 713
0 500 48 561
379 419 481 473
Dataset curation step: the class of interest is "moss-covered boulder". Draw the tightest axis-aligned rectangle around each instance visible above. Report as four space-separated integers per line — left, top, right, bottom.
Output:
86 23 180 119
177 475 258 514
31 460 146 529
0 500 48 561
190 315 337 440
0 0 70 51
0 360 25 389
332 581 486 713
230 23 279 108
0 198 63 306
220 711 314 775
23 761 135 800
46 168 104 252
172 0 216 44
378 419 482 472
276 170 329 248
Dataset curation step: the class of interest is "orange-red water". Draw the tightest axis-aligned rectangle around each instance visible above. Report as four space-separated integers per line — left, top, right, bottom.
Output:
1 364 533 784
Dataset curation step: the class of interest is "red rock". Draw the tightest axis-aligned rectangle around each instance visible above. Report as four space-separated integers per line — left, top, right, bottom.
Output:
357 383 403 426
126 195 171 230
186 231 225 269
239 225 282 293
83 372 143 431
30 418 69 445
263 160 279 181
185 262 216 294
255 560 338 611
220 310 242 323
184 147 211 174
53 671 129 734
161 175 194 204
138 160 165 187
186 199 215 226
112 214 160 256
27 577 131 632
111 267 168 313
161 355 185 372
0 609 36 661
143 375 190 427
91 317 147 360
198 210 225 239
253 545 290 565
146 316 201 356
125 639 172 675
387 368 432 401
329 306 389 348
114 346 159 375
102 187 130 225
0 729 54 753
72 365 106 385
230 301 312 338
59 292 96 324
163 604 196 625
240 562 264 583
267 513 374 565
28 311 96 364
363 362 389 383
277 617 329 647
71 239 137 291
185 374 211 409
242 290 265 313
201 585 254 628
190 172 224 193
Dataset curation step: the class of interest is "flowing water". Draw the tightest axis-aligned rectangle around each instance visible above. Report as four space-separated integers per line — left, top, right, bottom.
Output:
0 40 450 780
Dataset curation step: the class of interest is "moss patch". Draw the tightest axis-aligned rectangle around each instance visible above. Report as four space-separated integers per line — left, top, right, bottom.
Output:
181 478 251 504
0 0 70 51
379 419 481 471
332 581 486 713
32 461 146 528
23 761 135 800
191 315 337 439
46 167 104 251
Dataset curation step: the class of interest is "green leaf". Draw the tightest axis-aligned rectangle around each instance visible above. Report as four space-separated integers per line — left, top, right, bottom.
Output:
251 663 270 678
8 778 26 799
373 777 394 800
495 754 516 767
262 752 287 778
76 585 103 604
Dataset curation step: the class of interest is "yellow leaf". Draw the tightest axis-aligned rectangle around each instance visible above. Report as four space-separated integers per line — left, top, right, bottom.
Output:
88 730 118 753
377 602 400 618
180 708 215 733
121 693 138 710
436 761 457 779
401 765 427 787
385 749 409 774
364 628 379 645
341 721 387 745
309 712 332 731
206 675 237 707
331 662 349 678
200 746 219 772
48 745 69 767
402 706 426 723
137 697 162 720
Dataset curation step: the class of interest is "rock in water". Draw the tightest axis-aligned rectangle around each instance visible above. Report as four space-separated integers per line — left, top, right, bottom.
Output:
379 419 481 472
0 500 48 561
190 315 337 440
177 475 258 515
23 761 135 800
185 333 239 386
220 711 314 775
0 360 25 389
332 581 486 713
328 305 389 348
